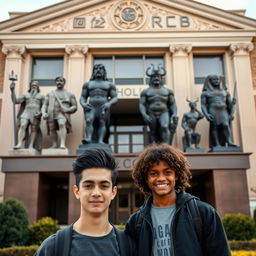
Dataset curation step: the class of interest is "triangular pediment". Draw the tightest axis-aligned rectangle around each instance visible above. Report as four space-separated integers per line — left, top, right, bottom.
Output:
0 0 256 33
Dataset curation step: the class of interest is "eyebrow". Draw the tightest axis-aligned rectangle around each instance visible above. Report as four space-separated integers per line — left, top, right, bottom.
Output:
82 180 111 185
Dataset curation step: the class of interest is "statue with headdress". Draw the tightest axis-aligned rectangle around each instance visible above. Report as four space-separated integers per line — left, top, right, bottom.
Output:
200 74 240 152
181 98 204 152
140 64 178 144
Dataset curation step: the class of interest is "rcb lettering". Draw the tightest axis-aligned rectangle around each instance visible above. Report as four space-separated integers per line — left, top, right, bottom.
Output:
152 16 190 28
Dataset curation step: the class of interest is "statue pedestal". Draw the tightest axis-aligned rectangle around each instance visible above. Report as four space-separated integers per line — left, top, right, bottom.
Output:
210 146 242 152
42 148 70 155
184 147 204 153
9 148 40 156
76 143 112 155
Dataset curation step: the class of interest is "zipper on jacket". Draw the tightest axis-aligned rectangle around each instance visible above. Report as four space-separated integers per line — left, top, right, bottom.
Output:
170 207 182 256
141 214 155 256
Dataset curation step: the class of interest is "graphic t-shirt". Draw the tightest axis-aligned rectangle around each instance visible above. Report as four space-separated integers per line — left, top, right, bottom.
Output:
151 204 176 256
70 228 120 256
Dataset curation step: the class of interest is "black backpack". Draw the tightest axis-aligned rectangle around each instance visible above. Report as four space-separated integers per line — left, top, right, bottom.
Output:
54 225 133 256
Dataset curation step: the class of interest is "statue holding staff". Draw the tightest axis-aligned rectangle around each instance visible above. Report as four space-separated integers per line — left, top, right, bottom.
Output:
10 79 44 150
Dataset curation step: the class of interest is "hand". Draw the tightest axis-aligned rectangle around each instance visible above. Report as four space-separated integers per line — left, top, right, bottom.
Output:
83 104 93 111
143 114 152 124
232 98 236 105
10 83 15 90
103 102 111 111
34 111 41 118
229 115 234 121
42 113 48 119
61 106 69 113
206 114 214 122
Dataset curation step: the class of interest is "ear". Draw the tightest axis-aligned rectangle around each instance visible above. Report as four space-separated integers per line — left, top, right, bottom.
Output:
111 186 117 200
73 185 80 199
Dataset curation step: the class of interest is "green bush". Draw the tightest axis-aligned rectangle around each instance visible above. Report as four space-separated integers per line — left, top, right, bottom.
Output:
253 208 256 222
0 198 29 248
28 217 60 245
0 245 38 256
222 213 256 241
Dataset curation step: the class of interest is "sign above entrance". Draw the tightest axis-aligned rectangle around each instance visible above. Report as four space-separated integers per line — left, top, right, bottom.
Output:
116 85 146 99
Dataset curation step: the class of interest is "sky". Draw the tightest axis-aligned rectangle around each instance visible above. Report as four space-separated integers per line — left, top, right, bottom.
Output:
0 0 255 22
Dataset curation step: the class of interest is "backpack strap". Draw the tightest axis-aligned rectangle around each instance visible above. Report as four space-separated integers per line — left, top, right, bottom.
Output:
55 225 73 256
186 198 203 242
114 227 133 256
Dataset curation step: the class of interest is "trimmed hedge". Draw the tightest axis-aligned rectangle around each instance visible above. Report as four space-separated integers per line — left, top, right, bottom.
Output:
230 240 256 251
0 245 38 256
222 213 256 241
28 217 60 245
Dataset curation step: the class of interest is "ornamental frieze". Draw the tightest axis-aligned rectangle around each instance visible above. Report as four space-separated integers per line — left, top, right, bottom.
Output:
30 0 231 32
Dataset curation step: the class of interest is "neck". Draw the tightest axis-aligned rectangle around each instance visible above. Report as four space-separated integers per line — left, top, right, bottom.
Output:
73 210 112 236
152 191 176 207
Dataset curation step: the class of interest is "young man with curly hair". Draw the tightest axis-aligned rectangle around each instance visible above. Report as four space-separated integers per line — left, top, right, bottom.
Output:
125 143 231 256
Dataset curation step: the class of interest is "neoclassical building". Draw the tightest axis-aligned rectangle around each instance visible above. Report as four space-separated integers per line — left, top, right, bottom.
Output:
0 0 256 224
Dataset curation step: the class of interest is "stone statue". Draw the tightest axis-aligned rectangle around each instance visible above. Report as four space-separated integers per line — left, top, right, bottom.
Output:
10 80 44 151
140 64 178 144
181 98 204 152
80 64 118 144
201 75 238 151
42 76 77 149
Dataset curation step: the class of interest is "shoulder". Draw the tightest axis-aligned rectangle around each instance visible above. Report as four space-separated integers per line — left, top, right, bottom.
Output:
35 233 56 256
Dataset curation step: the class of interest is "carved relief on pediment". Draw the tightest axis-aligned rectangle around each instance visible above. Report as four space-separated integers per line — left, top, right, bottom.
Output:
29 0 232 32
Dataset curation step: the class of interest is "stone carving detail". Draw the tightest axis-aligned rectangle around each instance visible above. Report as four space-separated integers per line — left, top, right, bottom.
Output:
191 18 227 30
230 43 254 56
34 20 69 32
111 0 146 30
169 44 192 56
2 45 26 57
65 45 89 56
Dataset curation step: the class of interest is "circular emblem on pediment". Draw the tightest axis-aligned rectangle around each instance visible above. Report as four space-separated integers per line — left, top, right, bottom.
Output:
112 1 146 30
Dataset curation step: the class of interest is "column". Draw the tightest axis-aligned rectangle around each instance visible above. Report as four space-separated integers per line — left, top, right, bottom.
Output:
229 43 256 200
0 45 26 154
169 44 192 149
65 45 88 153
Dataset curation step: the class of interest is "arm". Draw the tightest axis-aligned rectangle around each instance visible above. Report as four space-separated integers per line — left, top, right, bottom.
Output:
168 90 177 120
80 83 92 111
199 203 231 256
139 90 152 124
61 93 77 114
181 114 189 131
103 84 118 110
226 91 235 121
201 92 213 122
41 94 49 119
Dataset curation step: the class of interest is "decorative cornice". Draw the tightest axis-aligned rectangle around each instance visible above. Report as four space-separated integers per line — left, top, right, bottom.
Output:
65 45 89 56
169 44 192 56
229 43 254 56
2 45 26 57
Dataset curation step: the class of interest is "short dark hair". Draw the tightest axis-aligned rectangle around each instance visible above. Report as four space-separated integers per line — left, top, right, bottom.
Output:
72 148 118 187
132 143 191 196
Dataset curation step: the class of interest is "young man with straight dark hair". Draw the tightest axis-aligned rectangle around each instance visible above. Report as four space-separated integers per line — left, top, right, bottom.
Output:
35 148 134 256
125 143 231 256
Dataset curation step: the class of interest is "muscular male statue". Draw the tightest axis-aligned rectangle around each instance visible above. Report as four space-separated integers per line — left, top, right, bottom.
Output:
80 64 118 144
181 99 204 151
201 75 237 149
42 76 77 149
10 80 44 150
140 64 178 144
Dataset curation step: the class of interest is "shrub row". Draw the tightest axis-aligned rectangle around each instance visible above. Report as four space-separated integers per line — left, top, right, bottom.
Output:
230 240 256 251
0 245 38 256
231 251 256 256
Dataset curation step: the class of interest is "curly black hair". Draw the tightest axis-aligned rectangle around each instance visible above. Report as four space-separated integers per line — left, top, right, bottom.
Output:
132 143 192 196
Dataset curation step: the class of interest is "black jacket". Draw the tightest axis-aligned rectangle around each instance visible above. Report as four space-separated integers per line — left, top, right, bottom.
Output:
125 191 231 256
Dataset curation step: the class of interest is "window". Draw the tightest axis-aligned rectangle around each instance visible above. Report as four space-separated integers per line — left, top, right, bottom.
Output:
94 55 164 85
32 57 64 86
193 55 225 84
109 125 147 153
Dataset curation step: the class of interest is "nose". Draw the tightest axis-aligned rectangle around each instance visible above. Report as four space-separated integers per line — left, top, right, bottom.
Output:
91 187 101 197
157 172 166 181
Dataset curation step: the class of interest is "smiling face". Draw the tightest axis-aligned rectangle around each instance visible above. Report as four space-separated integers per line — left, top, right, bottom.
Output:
147 161 177 206
73 168 117 217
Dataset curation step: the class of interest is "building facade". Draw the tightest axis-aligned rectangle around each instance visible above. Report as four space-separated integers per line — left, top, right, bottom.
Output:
0 0 256 224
